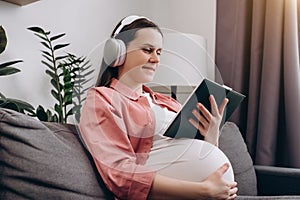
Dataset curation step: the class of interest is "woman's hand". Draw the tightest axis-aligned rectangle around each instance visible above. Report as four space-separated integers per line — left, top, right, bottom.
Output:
201 163 238 200
189 95 228 146
149 163 238 200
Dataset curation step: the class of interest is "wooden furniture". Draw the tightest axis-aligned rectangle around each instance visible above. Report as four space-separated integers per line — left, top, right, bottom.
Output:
1 0 39 6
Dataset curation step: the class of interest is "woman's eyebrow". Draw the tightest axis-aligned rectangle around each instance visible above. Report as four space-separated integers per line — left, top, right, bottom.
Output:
141 43 162 50
141 43 154 47
142 43 163 51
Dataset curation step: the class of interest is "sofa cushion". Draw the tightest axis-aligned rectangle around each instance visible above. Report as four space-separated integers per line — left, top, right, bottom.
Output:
0 108 113 200
219 122 257 196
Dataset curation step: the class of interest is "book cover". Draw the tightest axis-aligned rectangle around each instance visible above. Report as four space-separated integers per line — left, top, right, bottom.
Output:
163 78 245 139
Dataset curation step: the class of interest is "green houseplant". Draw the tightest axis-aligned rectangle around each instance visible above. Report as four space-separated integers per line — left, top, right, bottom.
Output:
0 25 93 123
28 27 94 123
0 25 35 114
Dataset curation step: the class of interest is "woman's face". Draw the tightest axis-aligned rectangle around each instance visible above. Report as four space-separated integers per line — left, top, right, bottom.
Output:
118 28 163 87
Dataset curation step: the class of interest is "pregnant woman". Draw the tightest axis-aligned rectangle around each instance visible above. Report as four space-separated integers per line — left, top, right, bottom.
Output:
78 15 238 200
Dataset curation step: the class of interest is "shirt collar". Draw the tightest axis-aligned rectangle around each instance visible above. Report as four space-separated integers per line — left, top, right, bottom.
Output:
110 78 156 100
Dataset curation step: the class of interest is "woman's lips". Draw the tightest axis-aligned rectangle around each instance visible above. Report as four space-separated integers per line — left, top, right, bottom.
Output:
142 66 155 72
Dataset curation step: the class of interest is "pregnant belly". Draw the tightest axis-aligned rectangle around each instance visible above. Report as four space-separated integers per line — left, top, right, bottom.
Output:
146 138 234 182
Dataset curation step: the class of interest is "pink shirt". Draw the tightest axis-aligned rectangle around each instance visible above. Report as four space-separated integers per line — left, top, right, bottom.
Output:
79 78 181 200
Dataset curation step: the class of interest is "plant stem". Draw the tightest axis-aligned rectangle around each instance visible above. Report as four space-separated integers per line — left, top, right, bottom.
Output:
46 34 64 123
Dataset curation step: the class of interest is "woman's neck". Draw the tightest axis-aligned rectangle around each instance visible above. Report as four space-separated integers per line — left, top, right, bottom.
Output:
118 78 143 96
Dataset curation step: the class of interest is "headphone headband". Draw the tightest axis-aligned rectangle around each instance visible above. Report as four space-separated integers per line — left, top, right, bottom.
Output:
113 15 148 37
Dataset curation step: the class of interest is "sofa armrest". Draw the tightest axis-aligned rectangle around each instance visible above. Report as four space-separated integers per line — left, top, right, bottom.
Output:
237 195 300 199
254 165 300 196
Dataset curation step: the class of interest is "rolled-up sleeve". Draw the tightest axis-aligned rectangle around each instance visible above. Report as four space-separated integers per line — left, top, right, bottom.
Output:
79 88 155 200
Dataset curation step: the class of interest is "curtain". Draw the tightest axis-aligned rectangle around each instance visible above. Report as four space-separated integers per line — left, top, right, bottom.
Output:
216 0 300 168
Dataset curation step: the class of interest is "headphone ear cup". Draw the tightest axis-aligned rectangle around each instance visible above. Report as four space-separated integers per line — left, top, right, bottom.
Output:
103 38 126 67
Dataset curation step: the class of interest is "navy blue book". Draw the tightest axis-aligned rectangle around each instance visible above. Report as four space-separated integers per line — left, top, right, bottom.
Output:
163 78 245 139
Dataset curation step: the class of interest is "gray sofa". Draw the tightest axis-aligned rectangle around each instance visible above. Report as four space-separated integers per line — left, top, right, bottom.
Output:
0 108 300 199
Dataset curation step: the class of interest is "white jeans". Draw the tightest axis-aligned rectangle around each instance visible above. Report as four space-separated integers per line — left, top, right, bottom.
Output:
145 135 234 182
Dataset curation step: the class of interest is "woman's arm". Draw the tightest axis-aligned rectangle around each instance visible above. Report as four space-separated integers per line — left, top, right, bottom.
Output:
148 163 238 200
79 88 155 200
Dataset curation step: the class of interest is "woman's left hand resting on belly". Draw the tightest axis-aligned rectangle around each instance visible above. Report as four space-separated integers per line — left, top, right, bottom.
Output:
189 95 229 147
149 163 238 200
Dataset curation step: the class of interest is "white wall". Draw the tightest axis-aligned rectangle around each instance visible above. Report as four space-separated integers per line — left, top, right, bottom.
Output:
0 0 216 109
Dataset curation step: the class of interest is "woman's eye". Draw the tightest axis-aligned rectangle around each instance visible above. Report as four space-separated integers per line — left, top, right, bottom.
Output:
143 48 162 56
143 48 152 53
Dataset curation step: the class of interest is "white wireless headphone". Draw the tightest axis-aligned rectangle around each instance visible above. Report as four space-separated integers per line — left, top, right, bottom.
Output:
103 15 149 67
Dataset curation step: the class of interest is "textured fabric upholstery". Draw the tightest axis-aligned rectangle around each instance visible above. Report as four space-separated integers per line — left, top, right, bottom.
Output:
219 122 257 196
0 108 113 200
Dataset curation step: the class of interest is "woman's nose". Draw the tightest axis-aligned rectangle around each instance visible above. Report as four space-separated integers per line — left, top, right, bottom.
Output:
149 52 160 63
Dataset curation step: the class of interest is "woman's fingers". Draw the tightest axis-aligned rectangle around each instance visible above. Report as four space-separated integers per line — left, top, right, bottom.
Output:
192 108 206 124
196 102 211 122
192 107 210 127
189 96 230 140
198 95 229 119
219 97 229 116
209 95 229 116
209 95 219 115
227 186 238 199
218 163 230 175
188 118 206 136
191 95 229 124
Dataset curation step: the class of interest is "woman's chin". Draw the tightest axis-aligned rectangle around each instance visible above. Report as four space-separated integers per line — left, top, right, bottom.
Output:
141 75 155 84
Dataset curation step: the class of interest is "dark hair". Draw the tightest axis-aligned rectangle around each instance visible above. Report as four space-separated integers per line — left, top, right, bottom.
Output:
95 17 163 87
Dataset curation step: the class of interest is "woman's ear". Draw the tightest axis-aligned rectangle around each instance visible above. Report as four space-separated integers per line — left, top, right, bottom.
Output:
103 38 126 67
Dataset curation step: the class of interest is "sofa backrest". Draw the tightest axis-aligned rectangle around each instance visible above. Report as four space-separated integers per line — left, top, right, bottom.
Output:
219 122 257 195
0 108 257 199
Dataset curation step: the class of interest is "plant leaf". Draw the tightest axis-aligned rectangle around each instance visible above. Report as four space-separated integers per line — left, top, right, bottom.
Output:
0 67 21 76
0 98 34 114
0 25 7 54
56 55 68 61
51 114 59 122
63 74 71 82
63 93 72 105
41 41 50 49
1 102 20 112
0 92 6 100
63 81 73 89
82 70 95 77
41 50 52 58
53 43 69 51
42 61 55 70
51 79 63 92
45 69 58 79
70 68 80 73
0 60 23 69
50 33 65 41
36 105 49 121
42 54 54 64
28 26 46 34
54 103 61 115
82 79 94 86
57 63 66 71
51 89 61 101
5 98 35 110
80 62 91 70
33 33 48 41
66 109 73 117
